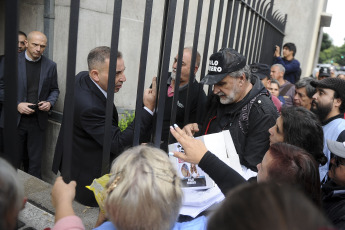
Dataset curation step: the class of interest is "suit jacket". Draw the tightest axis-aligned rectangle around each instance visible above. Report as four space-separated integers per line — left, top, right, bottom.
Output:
0 55 4 103
53 71 153 207
0 52 59 129
0 55 4 116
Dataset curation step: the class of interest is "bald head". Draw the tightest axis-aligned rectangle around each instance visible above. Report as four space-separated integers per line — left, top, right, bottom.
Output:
27 31 47 42
25 31 47 60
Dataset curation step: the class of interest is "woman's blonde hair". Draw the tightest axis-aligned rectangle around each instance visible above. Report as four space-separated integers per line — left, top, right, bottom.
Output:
105 146 182 230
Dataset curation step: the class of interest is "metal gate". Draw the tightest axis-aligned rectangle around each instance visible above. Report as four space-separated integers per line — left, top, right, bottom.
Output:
1 0 286 179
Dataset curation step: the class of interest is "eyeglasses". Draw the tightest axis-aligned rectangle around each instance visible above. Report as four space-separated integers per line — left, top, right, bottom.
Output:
334 156 345 167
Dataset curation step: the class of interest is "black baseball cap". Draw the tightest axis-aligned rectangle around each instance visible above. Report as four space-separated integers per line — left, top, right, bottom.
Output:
201 48 246 85
318 67 331 78
250 63 270 80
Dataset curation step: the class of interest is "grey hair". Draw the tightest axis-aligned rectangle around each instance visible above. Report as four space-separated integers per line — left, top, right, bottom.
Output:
0 158 24 230
230 65 252 82
272 64 285 73
105 146 182 230
295 77 316 98
87 46 123 71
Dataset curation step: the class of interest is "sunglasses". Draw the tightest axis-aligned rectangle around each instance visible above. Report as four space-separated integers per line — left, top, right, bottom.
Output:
334 156 345 167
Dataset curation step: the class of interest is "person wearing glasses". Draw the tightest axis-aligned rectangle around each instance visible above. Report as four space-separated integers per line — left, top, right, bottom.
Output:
322 140 345 229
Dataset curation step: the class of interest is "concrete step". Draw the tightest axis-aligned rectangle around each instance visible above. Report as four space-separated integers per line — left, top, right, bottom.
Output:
18 201 54 230
17 170 99 230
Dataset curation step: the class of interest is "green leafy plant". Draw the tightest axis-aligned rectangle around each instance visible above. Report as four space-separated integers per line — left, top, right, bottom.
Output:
118 111 135 131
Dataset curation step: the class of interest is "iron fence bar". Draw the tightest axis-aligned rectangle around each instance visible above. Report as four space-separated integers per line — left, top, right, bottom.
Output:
213 0 224 53
229 0 284 62
209 0 224 95
270 11 286 61
262 1 275 64
228 0 239 48
153 0 177 147
258 3 271 63
221 0 233 48
253 1 268 62
184 0 203 125
234 1 245 51
102 0 122 175
198 0 214 118
283 14 287 33
169 0 189 134
155 0 170 106
249 0 265 63
3 0 19 167
247 0 258 64
239 0 251 54
255 0 269 62
61 0 80 182
244 0 255 61
246 1 284 36
151 0 170 143
200 0 215 82
133 0 153 146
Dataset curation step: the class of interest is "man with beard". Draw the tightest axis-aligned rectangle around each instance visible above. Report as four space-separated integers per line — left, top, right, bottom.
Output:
184 48 278 172
322 139 345 229
311 78 345 183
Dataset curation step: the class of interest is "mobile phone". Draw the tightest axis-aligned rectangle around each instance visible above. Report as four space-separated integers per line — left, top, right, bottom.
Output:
28 104 38 110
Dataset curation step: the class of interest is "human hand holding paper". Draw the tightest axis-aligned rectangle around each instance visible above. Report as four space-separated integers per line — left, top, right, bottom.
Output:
170 124 207 164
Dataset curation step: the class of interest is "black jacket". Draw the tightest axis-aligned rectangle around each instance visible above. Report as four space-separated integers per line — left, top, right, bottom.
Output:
198 76 278 171
53 71 153 207
322 180 345 229
0 52 60 130
160 75 206 150
199 151 246 195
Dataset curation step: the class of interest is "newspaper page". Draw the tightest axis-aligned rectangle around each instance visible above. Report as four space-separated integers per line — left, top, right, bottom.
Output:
169 142 214 189
169 130 243 190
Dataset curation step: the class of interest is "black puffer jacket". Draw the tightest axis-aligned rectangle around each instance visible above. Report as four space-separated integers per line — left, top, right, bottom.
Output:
198 75 278 171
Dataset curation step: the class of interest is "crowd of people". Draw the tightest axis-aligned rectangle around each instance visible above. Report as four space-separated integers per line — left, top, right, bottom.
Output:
1 30 345 230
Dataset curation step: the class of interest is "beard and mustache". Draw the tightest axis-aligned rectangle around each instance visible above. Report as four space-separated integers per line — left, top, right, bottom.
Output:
217 92 236 104
310 99 333 122
216 85 241 105
171 71 176 80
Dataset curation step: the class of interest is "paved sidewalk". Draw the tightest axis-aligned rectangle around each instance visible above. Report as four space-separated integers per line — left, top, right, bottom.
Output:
17 170 99 230
18 202 55 229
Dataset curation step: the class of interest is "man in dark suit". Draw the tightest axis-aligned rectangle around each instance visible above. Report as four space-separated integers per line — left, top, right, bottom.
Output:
0 31 59 178
0 31 28 154
53 46 156 207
